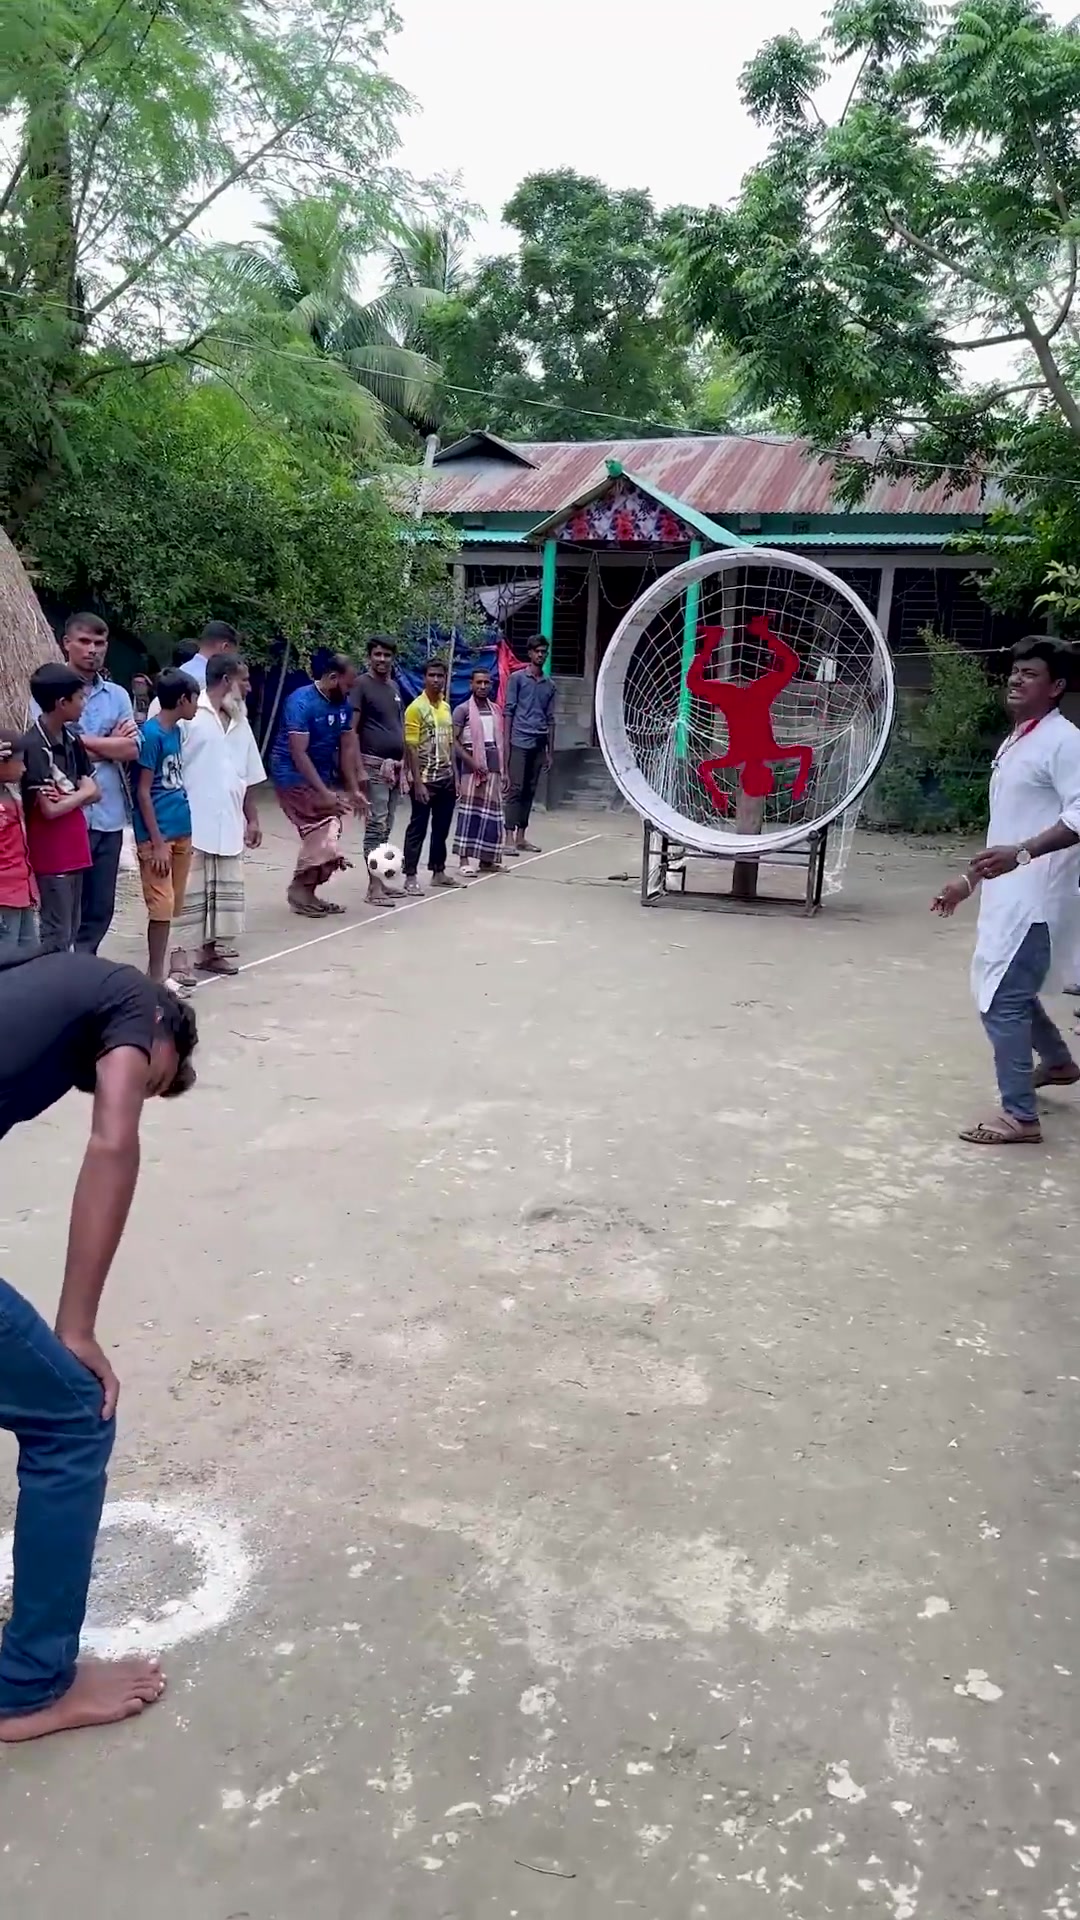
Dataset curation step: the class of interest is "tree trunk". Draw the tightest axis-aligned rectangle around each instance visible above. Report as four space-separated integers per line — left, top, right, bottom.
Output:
0 528 58 728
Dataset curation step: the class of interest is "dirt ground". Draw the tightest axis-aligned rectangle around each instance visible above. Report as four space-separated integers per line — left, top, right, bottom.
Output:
2 800 1080 1920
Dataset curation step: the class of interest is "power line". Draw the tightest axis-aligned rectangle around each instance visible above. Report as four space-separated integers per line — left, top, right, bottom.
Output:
2 280 1078 497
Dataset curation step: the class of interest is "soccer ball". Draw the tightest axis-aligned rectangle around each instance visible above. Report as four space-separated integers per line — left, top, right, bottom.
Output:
367 842 403 881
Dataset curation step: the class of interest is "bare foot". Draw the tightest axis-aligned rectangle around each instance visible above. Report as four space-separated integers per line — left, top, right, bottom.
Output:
0 1657 165 1743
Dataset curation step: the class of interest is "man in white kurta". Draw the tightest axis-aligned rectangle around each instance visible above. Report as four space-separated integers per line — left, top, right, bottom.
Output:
175 654 264 976
932 639 1080 1144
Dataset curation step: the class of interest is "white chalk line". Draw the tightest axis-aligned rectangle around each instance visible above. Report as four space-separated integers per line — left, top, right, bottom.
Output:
193 831 604 987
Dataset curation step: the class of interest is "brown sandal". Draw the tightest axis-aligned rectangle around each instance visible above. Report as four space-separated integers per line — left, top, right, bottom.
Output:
959 1113 1042 1145
1033 1063 1080 1089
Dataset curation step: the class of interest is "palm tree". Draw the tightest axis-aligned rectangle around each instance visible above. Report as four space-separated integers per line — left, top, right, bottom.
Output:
209 197 450 446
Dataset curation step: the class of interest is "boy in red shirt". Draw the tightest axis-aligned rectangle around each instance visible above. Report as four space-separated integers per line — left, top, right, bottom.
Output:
0 732 38 953
21 664 100 954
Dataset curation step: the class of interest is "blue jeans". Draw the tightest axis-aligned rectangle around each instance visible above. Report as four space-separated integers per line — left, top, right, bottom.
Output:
75 827 123 954
982 923 1074 1124
0 1280 115 1717
0 905 37 952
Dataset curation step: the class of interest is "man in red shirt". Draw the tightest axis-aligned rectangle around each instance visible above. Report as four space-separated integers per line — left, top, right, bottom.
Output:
0 733 38 954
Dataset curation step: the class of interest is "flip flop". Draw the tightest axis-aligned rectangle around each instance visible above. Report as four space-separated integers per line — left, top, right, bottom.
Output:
1033 1062 1080 1089
317 901 347 915
287 896 325 918
959 1113 1042 1145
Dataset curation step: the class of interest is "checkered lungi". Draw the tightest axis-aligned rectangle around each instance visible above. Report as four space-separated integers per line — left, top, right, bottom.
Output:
452 770 504 864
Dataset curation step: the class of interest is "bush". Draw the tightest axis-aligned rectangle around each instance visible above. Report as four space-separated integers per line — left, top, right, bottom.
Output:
870 630 1003 832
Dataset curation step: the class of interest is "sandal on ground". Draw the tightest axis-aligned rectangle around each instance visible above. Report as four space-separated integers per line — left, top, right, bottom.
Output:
518 839 542 853
1033 1062 1080 1089
287 892 325 918
195 953 239 977
317 900 346 915
959 1112 1042 1145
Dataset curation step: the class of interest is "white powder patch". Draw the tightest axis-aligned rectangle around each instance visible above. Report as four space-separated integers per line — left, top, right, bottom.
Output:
638 1825 672 1853
918 1597 950 1620
0 1498 253 1658
887 1700 926 1777
1016 1846 1041 1868
453 1667 475 1695
892 1802 914 1817
220 1789 246 1812
955 1670 1003 1703
827 1764 867 1804
519 1686 557 1718
444 1802 483 1820
626 1761 655 1776
273 1641 295 1656
926 1737 959 1755
745 1202 791 1231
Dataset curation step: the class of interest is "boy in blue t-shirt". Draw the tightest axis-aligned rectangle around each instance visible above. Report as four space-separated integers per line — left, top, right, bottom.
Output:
134 668 199 985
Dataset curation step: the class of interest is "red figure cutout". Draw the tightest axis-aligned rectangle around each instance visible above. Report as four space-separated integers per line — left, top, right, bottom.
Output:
686 613 814 816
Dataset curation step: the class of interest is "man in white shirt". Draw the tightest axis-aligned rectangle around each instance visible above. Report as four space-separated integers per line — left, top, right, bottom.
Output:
932 637 1080 1144
177 620 238 691
173 653 264 977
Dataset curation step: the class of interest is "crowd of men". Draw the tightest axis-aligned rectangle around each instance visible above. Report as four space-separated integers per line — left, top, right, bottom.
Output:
0 616 559 985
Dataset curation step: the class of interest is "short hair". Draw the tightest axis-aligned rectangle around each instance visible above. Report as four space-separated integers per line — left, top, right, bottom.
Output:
1013 636 1077 697
31 661 84 712
63 611 108 642
470 664 491 679
201 620 237 646
154 985 198 1097
154 668 199 712
526 636 549 652
205 651 242 690
366 635 397 657
322 652 354 678
425 656 448 675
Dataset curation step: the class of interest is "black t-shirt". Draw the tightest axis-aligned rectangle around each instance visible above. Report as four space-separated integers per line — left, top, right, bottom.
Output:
0 951 157 1138
21 722 91 800
351 671 405 759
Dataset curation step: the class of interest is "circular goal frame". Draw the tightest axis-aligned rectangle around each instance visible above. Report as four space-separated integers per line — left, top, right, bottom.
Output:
594 545 896 859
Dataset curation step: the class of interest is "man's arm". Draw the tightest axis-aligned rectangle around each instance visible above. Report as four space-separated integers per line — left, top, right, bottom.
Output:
81 688 140 761
338 722 367 809
287 728 344 810
54 1046 148 1419
81 728 139 761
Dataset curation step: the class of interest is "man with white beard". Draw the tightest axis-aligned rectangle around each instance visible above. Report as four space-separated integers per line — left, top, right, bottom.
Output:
173 653 264 977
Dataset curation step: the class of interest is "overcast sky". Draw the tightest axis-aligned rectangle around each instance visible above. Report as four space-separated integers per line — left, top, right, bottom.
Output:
389 0 834 252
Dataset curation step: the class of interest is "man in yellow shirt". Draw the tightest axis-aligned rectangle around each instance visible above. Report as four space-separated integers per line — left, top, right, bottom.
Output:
402 658 460 896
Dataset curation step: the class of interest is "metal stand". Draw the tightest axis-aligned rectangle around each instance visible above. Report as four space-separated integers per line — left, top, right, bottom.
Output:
640 820 827 916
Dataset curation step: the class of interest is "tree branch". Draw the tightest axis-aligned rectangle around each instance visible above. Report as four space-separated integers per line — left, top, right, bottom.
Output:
87 16 350 322
68 0 137 79
1045 238 1078 344
1015 296 1080 437
73 1 164 240
0 153 27 224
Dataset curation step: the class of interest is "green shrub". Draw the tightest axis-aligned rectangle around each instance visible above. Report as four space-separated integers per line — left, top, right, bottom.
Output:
869 629 1002 832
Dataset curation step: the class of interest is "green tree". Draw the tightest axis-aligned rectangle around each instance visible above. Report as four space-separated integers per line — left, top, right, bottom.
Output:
670 0 1080 469
207 195 449 443
22 369 452 657
429 170 698 440
0 0 407 530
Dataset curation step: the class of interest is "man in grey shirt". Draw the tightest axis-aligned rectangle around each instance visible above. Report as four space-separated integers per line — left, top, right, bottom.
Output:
503 639 557 854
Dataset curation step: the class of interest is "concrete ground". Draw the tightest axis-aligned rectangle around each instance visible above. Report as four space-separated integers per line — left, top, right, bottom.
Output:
2 801 1080 1920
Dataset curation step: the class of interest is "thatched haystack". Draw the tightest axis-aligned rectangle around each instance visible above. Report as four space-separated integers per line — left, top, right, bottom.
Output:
0 528 58 728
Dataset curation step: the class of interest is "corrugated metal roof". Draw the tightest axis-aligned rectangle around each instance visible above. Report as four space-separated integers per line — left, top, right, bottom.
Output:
422 435 993 519
745 531 976 548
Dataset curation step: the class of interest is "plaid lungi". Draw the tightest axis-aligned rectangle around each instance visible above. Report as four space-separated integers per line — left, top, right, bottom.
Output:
453 770 504 863
173 851 245 946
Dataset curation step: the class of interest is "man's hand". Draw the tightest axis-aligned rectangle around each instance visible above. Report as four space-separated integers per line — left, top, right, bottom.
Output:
56 1327 120 1420
544 749 553 772
501 773 510 796
349 787 370 817
970 844 1021 881
931 877 973 917
150 841 170 876
416 782 430 807
244 817 262 849
77 775 98 798
112 717 139 741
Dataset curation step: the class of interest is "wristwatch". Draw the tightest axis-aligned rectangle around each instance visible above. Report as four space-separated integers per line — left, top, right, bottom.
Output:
1016 846 1032 867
